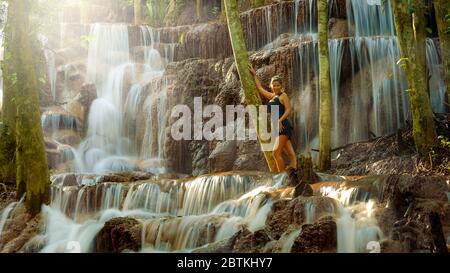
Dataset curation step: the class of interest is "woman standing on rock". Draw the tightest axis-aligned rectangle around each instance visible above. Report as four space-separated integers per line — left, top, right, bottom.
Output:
249 64 297 173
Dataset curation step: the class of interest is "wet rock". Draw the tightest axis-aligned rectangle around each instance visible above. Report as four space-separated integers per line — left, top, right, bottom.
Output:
0 203 40 253
95 217 142 253
163 0 222 27
265 196 337 240
176 22 232 61
41 107 82 133
231 228 271 253
46 149 62 170
329 18 349 39
192 238 234 253
233 140 268 172
380 239 406 253
291 216 337 253
89 172 154 183
293 182 313 198
20 234 46 253
209 140 237 173
51 173 78 187
55 47 87 68
265 199 292 240
374 175 449 252
377 175 448 205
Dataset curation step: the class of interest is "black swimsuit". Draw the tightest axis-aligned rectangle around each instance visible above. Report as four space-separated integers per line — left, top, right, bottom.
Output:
267 94 294 140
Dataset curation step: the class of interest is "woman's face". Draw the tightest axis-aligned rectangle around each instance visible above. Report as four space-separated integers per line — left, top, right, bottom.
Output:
271 80 282 95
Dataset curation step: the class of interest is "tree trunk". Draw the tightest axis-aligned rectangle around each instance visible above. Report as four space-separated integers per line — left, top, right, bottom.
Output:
224 0 277 172
251 0 265 8
318 0 331 171
80 0 88 24
9 0 50 215
433 0 450 108
391 0 438 157
134 0 142 25
0 1 17 185
196 0 203 19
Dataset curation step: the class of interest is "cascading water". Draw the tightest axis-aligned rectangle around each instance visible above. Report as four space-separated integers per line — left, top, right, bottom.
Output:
73 23 167 173
44 49 57 101
7 0 447 254
293 0 413 154
426 38 448 113
346 0 395 37
26 171 389 253
329 39 344 145
37 173 282 253
318 184 383 253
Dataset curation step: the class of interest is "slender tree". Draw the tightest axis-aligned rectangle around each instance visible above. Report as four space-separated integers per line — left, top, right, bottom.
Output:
80 0 88 24
224 0 277 172
0 0 17 184
196 0 203 19
432 0 450 107
318 0 331 171
251 0 265 8
134 0 142 25
391 0 438 156
5 0 50 215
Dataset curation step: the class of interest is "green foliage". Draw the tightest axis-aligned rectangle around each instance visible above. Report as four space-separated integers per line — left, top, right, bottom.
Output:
80 35 96 49
438 135 450 149
446 13 450 33
146 0 170 26
212 5 220 16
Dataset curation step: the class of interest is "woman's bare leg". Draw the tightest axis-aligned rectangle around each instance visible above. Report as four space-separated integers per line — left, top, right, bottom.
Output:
272 135 289 172
283 140 297 169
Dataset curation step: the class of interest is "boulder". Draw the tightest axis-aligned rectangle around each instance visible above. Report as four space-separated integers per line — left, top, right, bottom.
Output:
291 216 337 253
231 228 271 253
95 217 142 253
265 196 338 240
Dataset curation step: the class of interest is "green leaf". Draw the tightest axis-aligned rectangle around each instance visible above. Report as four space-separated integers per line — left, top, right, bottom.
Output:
426 27 433 34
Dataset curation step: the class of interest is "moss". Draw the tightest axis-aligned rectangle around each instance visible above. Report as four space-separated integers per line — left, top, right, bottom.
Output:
391 0 438 157
224 0 277 172
433 0 450 107
318 0 331 171
6 0 50 216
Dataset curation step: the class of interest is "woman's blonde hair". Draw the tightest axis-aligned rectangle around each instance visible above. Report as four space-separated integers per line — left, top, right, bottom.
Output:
270 75 283 90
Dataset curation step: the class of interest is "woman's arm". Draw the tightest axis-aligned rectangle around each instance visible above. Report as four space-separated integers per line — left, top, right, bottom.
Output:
248 64 275 100
278 93 292 122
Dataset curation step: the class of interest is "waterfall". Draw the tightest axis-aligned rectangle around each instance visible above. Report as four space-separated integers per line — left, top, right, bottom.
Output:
26 169 388 253
329 39 345 147
346 0 395 37
86 24 130 90
37 173 279 253
243 3 293 50
293 0 412 155
426 38 448 113
44 49 57 101
294 39 319 154
319 185 383 253
72 23 167 173
140 81 168 161
348 37 408 140
294 0 317 35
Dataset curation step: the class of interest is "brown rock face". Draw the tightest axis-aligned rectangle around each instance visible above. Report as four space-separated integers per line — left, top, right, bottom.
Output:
232 229 271 253
265 196 338 240
291 216 337 253
95 217 142 253
0 203 41 253
374 175 449 253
